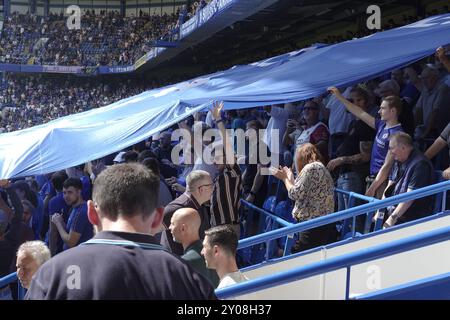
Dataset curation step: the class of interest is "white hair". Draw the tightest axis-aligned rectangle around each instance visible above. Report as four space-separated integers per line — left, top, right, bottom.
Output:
186 170 211 192
17 241 51 266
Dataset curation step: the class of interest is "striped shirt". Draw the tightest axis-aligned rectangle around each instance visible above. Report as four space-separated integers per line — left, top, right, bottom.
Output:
210 164 242 226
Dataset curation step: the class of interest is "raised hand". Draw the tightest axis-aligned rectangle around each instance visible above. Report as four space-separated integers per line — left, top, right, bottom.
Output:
327 86 340 96
211 101 224 121
283 166 294 182
0 179 11 188
436 46 446 62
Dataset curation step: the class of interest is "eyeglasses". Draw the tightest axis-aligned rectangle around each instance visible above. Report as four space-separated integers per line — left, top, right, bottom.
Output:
198 183 214 189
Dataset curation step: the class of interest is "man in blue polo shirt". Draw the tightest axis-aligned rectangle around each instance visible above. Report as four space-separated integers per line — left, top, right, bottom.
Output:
51 178 93 250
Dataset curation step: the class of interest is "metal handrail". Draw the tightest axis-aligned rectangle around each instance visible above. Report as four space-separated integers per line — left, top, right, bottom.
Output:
217 225 450 299
241 200 293 228
0 272 17 288
238 179 450 250
334 188 378 203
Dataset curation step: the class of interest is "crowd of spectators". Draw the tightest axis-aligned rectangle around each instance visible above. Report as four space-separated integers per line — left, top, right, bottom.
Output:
0 1 218 67
0 73 180 132
0 4 449 299
0 10 178 66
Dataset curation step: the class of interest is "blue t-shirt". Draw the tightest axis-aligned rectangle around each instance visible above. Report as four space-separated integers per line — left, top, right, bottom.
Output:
63 203 93 251
46 192 71 251
80 176 92 201
48 192 71 219
370 119 403 175
31 196 44 240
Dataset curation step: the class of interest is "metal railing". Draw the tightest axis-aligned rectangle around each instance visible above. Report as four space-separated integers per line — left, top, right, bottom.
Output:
0 272 26 300
334 188 378 237
216 225 450 299
238 179 450 257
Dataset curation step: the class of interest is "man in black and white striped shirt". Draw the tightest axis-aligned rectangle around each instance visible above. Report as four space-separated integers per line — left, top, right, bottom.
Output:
210 102 242 238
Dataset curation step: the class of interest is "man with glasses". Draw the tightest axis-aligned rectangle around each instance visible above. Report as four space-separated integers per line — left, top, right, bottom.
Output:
160 170 214 255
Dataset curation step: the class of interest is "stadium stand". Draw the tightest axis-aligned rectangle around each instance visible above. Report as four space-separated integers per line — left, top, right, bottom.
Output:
0 0 450 302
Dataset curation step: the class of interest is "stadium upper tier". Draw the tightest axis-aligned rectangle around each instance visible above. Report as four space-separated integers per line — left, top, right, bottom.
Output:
0 11 178 66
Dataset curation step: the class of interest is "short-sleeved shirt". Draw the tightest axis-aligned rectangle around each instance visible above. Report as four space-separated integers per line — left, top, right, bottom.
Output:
210 164 242 226
290 122 329 152
370 119 404 175
440 123 450 158
336 119 375 175
47 191 71 252
48 192 71 219
217 271 249 289
63 202 93 250
25 231 216 300
391 155 434 223
80 176 92 201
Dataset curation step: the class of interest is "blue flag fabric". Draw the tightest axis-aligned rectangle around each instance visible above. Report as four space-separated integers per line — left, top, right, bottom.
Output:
1 14 450 178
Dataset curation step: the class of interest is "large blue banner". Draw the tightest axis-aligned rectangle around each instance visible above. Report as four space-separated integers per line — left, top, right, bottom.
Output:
0 14 450 178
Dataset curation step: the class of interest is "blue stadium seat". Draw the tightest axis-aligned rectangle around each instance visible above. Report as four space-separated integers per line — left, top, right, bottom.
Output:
262 196 277 213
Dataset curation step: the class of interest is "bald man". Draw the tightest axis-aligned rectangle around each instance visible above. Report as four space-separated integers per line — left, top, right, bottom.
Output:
170 208 219 287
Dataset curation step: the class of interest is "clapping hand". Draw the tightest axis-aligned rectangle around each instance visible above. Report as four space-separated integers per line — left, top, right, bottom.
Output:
51 213 64 225
270 166 293 182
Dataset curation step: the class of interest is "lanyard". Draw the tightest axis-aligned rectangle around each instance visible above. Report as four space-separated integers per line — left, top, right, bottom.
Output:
81 238 167 251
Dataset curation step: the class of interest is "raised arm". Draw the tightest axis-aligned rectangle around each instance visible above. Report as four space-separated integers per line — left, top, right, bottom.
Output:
436 47 450 73
211 101 235 165
328 87 376 129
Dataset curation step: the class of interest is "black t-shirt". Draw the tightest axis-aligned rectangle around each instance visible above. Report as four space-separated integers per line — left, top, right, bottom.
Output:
25 231 216 300
336 120 375 174
242 140 270 207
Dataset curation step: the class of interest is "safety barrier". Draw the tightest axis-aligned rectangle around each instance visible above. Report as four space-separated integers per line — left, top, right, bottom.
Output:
0 272 26 300
216 225 450 299
238 179 450 259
